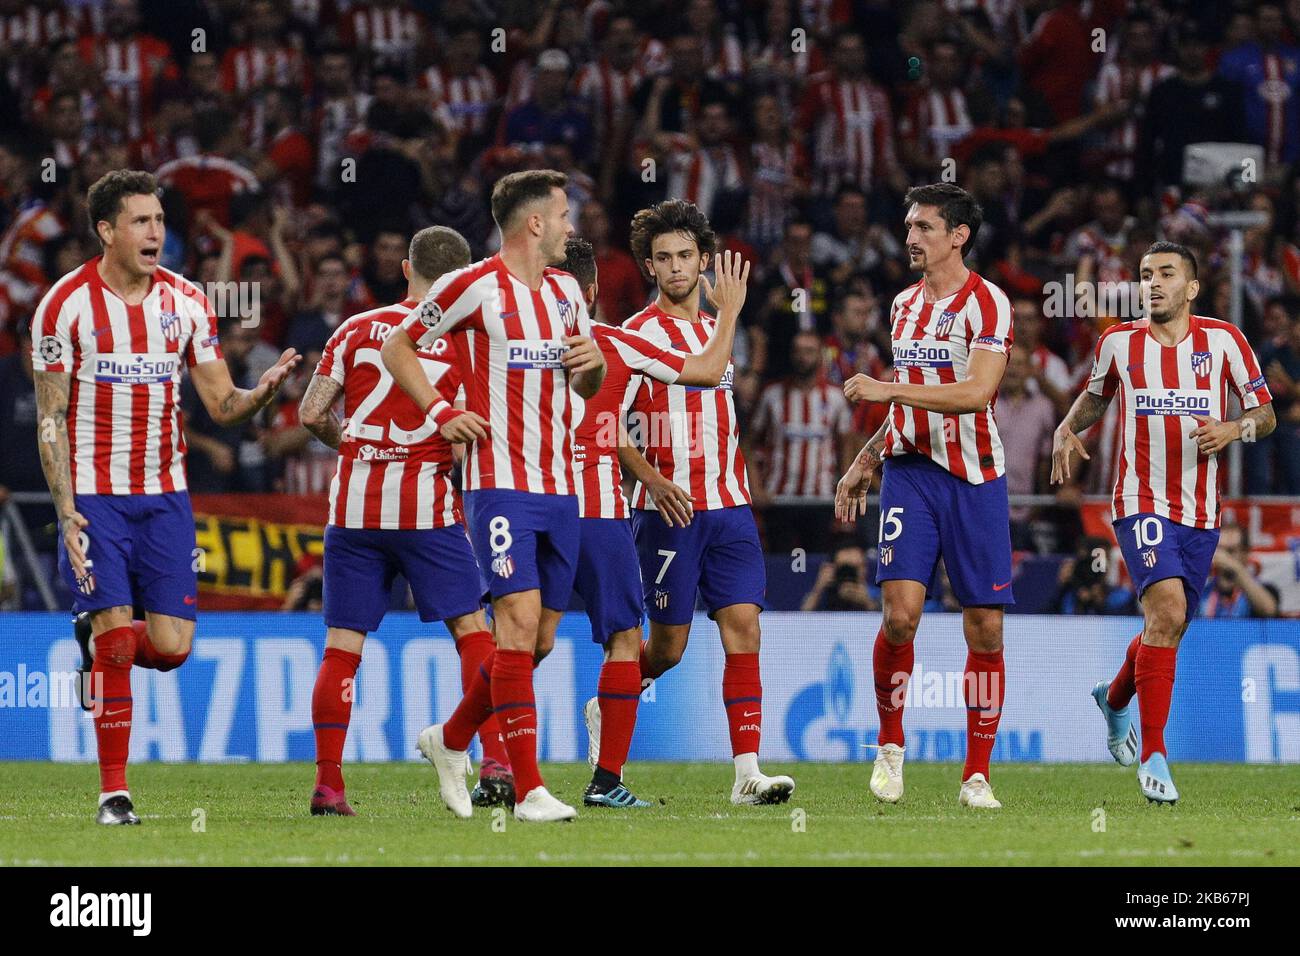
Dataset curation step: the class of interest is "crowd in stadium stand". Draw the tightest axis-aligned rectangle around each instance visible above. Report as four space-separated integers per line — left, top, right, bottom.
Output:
1 0 1297 616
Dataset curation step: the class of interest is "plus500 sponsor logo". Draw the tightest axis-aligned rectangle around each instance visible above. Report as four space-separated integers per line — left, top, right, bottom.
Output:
93 353 179 384
506 339 566 369
1133 388 1212 417
893 341 953 369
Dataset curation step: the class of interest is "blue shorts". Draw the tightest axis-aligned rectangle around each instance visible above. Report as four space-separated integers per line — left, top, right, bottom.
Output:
464 489 579 611
875 455 1014 607
631 505 767 626
57 492 198 620
573 517 644 644
323 524 484 632
1114 514 1219 623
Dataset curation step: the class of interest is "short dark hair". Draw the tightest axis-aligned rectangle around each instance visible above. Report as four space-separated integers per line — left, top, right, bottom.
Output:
1142 240 1198 278
628 199 717 276
903 182 982 256
490 169 567 233
408 226 471 281
86 169 159 238
559 237 596 290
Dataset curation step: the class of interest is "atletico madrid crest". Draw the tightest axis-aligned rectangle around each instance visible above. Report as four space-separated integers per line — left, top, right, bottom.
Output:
879 544 894 567
1142 548 1157 569
654 588 669 610
491 553 515 578
1191 350 1212 378
935 310 958 338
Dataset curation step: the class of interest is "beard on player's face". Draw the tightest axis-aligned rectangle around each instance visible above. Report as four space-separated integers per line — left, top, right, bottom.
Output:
657 267 699 304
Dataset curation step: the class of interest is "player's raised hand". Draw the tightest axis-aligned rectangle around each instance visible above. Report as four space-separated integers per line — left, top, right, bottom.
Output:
562 334 605 374
843 373 890 405
1050 426 1090 484
701 249 751 317
647 474 693 527
1190 414 1239 456
61 512 94 595
440 410 489 444
254 348 303 406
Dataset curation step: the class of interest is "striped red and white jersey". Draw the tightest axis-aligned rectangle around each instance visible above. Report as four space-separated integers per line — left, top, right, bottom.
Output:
574 57 651 153
30 258 223 495
220 44 309 96
666 144 744 222
572 324 688 520
624 303 750 511
399 255 594 495
77 34 177 139
339 3 425 62
797 75 900 195
881 271 1014 484
317 299 462 529
752 378 852 498
1086 316 1272 529
421 65 498 138
1092 61 1175 180
155 154 260 228
899 86 974 166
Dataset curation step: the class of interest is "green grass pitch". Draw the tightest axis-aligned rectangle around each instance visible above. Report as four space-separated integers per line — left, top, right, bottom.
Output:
2 762 1297 866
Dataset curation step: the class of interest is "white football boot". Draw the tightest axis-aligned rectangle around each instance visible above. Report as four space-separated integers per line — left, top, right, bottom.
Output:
583 696 600 770
514 786 578 822
1138 752 1179 804
416 724 473 819
868 743 905 803
957 772 1002 809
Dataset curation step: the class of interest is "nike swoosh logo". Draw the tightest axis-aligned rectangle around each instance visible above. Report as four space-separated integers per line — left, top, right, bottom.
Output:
499 310 519 320
506 714 528 724
105 708 128 717
993 581 1011 591
1126 362 1144 372
977 718 998 727
743 710 761 718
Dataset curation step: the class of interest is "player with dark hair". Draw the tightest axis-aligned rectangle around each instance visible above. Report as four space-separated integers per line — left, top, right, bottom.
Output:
1052 240 1276 803
835 182 1015 809
559 235 747 807
33 170 300 824
297 226 513 815
620 199 796 805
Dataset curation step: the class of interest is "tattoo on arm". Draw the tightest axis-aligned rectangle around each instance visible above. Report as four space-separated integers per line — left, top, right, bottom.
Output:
1062 390 1112 435
1240 403 1277 442
33 371 76 520
299 376 344 450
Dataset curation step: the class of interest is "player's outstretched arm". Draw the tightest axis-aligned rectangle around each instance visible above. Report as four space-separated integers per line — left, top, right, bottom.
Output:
34 369 92 590
191 348 303 427
1050 389 1112 484
677 249 750 387
299 374 344 450
843 348 1007 415
381 328 487 443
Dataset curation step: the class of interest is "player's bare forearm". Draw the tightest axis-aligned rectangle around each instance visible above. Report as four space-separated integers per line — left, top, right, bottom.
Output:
678 307 738 386
846 350 1006 415
1241 403 1277 441
571 361 606 399
33 371 77 522
381 329 440 414
193 351 300 428
851 420 889 468
617 439 660 487
1058 389 1112 436
299 375 344 450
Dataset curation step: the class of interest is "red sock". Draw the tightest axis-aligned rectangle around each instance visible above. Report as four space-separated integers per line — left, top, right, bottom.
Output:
91 626 135 794
1135 643 1178 761
130 621 190 672
455 631 510 771
722 652 762 757
491 649 543 801
1107 633 1143 710
312 647 361 792
596 660 641 777
962 649 1006 781
638 639 656 682
873 629 914 746
443 649 495 751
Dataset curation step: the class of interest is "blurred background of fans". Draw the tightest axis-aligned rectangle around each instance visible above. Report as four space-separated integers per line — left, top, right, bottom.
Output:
2 0 1300 616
